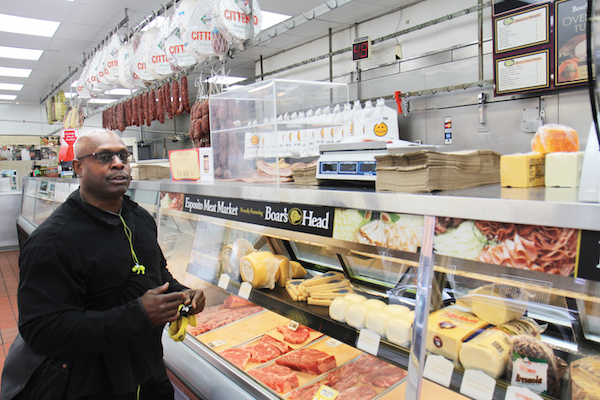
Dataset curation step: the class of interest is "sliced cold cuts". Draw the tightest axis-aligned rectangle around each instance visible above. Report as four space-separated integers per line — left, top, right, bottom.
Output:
337 384 378 400
220 348 251 370
361 365 407 388
276 324 311 344
248 365 299 393
276 348 336 375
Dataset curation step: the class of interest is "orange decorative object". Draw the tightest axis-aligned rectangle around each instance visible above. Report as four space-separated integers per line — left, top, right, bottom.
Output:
558 59 579 82
531 124 579 154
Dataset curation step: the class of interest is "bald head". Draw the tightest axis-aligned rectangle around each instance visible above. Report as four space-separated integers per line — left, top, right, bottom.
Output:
75 130 125 159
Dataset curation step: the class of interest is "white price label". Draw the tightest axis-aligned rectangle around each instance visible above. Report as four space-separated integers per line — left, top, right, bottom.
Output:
326 338 342 347
288 320 300 331
460 369 496 400
218 273 230 290
505 386 544 400
207 339 226 349
238 282 252 300
356 329 380 356
423 354 454 388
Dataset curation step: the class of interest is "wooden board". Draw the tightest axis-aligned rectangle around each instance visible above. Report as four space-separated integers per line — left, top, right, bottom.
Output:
197 310 289 351
380 378 470 400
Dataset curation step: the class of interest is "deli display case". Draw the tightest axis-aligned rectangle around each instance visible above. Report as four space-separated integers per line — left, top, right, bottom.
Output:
17 177 600 400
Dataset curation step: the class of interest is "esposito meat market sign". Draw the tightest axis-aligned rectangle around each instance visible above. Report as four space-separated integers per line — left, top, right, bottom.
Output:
181 194 335 237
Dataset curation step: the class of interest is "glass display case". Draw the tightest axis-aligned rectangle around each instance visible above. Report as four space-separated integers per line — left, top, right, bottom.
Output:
209 79 349 181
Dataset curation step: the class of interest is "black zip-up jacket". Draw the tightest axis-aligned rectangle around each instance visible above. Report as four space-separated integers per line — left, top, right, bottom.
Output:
18 189 187 398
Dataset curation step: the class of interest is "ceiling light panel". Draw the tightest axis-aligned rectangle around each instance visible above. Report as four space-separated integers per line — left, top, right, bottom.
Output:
0 94 17 101
0 67 32 78
0 13 60 37
0 83 23 91
0 46 43 61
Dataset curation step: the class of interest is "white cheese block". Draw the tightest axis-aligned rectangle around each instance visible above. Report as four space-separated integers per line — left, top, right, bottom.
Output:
329 297 352 322
385 304 410 316
386 316 412 346
345 303 370 329
344 293 367 303
469 287 527 326
365 309 391 338
363 299 387 310
545 151 584 187
402 310 415 324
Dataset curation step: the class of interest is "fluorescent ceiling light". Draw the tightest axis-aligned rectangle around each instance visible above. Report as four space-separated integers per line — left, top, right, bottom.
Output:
64 92 76 98
0 66 32 78
88 98 118 104
0 46 43 61
0 94 17 101
141 16 165 31
0 13 60 37
106 88 135 96
205 76 246 85
0 83 23 91
262 11 291 30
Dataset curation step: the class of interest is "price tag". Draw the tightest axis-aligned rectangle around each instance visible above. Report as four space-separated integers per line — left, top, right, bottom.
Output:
218 274 230 290
238 282 252 300
423 355 454 388
288 320 300 331
312 385 339 400
356 329 380 356
460 369 496 400
168 149 200 181
505 386 544 400
207 339 226 349
326 338 342 347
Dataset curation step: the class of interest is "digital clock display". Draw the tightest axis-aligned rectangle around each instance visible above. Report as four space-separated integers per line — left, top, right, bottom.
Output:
352 36 371 61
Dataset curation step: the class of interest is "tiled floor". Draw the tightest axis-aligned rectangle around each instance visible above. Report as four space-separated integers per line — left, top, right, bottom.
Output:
0 250 20 377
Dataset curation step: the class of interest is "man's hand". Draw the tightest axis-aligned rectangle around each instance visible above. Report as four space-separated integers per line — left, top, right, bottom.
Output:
182 288 206 315
140 283 185 326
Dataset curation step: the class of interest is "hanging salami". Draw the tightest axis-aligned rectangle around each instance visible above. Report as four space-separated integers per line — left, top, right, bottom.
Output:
181 76 191 114
164 82 173 119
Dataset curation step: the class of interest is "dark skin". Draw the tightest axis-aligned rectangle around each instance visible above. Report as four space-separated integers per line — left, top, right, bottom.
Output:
73 130 205 326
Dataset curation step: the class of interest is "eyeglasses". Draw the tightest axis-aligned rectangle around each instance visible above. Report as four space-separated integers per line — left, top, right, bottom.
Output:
77 151 132 163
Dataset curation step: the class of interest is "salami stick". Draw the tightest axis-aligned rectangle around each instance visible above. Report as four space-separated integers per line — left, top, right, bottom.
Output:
181 76 191 114
150 89 158 121
173 80 181 116
164 82 173 119
158 85 165 124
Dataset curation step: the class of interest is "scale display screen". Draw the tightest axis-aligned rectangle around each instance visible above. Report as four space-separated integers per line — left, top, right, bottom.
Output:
340 162 357 173
318 160 377 177
360 162 376 173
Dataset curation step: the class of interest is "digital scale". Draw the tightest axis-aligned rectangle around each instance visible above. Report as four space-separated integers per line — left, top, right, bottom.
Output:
316 140 438 181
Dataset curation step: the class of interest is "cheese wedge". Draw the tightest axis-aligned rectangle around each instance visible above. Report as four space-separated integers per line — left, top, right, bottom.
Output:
468 286 527 326
290 261 307 278
267 255 292 287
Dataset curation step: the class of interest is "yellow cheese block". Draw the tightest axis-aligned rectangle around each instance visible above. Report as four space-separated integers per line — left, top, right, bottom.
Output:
500 152 545 187
304 279 350 294
290 261 307 278
240 251 277 289
467 286 527 326
303 272 344 287
545 151 584 187
426 306 488 361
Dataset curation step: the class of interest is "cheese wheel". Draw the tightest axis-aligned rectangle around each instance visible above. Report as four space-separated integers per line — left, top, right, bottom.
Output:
385 304 410 316
363 299 386 310
329 297 352 322
345 303 370 329
386 316 412 346
290 261 307 278
344 294 367 303
365 309 391 338
240 251 276 289
267 255 292 287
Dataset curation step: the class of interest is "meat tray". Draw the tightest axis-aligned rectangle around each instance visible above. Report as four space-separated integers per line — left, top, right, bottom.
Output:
284 353 408 400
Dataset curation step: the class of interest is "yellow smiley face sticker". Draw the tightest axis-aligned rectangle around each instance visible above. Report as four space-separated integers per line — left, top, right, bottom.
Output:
374 123 388 137
251 135 259 145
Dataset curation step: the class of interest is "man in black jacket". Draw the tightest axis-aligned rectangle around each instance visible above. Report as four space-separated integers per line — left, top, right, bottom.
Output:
15 129 205 399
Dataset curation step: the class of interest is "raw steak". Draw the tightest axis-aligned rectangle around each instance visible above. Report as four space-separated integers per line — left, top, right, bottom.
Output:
276 324 311 344
245 343 281 363
248 365 299 393
220 348 251 370
223 295 253 309
325 360 359 386
259 334 292 354
361 365 407 388
188 304 263 336
355 354 388 374
337 384 378 400
331 371 360 391
276 348 337 375
287 382 321 400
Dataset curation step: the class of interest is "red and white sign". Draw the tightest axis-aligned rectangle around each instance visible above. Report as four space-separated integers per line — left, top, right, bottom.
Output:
59 128 79 162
